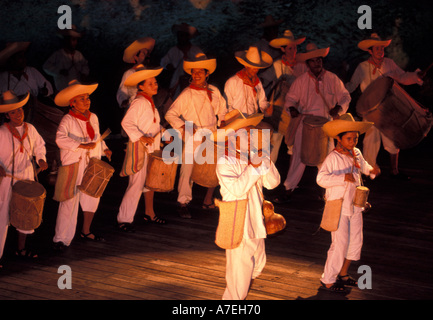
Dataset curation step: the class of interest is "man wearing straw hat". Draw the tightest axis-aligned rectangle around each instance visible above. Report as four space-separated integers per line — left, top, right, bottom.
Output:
0 91 48 266
165 53 227 218
43 25 90 92
260 29 308 163
224 46 273 116
274 43 351 203
345 33 424 180
213 113 280 300
52 80 111 251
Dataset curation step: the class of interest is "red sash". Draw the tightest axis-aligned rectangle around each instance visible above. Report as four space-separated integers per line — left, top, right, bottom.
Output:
189 84 213 102
68 110 95 140
368 57 383 75
236 69 260 97
5 122 28 153
335 144 360 169
136 91 156 123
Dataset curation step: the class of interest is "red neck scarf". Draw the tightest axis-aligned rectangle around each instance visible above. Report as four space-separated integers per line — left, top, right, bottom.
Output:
368 56 383 75
136 91 156 123
308 69 326 94
68 109 95 140
6 122 28 153
237 69 260 96
189 83 213 102
335 143 360 168
282 56 296 68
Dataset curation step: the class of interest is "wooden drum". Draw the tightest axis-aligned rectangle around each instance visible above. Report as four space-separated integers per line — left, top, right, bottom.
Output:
356 76 432 150
353 186 370 208
301 115 329 166
78 158 115 198
263 200 286 235
145 150 178 192
10 180 46 231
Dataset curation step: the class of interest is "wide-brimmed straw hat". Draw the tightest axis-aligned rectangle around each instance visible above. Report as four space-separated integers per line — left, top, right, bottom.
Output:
259 15 283 28
358 33 392 51
57 25 82 38
322 113 373 138
0 90 30 113
296 43 330 62
235 46 273 69
54 80 98 107
183 53 216 75
211 110 264 142
0 42 30 66
124 65 163 87
270 30 306 48
172 23 198 37
123 37 155 63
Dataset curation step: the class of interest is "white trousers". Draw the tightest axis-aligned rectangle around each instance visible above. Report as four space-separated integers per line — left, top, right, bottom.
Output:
362 125 399 166
321 212 363 285
117 153 150 223
223 238 266 300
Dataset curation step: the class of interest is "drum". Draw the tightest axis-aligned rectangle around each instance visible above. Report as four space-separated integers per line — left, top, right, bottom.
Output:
301 115 329 166
145 150 178 192
191 144 219 188
265 79 292 134
263 200 286 235
353 186 370 207
78 158 115 198
10 180 46 231
356 76 432 150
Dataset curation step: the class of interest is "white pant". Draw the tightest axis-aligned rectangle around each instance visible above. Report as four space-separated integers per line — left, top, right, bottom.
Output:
117 153 150 223
362 122 399 166
321 212 363 284
223 238 266 300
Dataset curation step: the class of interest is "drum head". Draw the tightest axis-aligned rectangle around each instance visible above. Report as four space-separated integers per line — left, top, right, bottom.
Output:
13 180 46 197
356 77 393 116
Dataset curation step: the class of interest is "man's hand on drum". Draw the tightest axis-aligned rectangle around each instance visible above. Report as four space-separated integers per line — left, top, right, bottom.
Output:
79 142 97 150
140 135 154 146
288 106 300 118
329 105 342 119
104 149 112 162
38 159 49 171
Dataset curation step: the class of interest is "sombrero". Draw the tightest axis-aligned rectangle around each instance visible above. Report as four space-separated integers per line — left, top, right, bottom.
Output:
235 46 273 69
296 43 330 62
123 37 155 63
0 42 30 66
322 113 373 138
0 90 30 113
211 110 264 142
123 65 163 87
270 30 306 48
54 80 98 107
358 33 392 51
183 53 216 75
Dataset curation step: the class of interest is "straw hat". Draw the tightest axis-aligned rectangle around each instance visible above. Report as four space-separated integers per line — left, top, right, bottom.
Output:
358 33 392 51
183 53 216 75
0 42 30 66
296 43 330 62
270 30 306 48
54 80 98 107
259 15 283 28
172 23 198 37
123 37 155 63
0 90 30 113
322 113 373 138
211 111 264 142
235 46 273 69
123 65 163 87
57 25 82 38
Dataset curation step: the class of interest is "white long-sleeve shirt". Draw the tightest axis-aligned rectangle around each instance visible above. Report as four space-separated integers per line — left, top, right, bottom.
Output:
284 70 351 119
56 112 107 166
224 73 269 115
122 95 165 153
165 84 227 133
317 148 373 217
116 67 137 107
0 66 53 97
43 49 89 91
345 57 423 93
217 153 280 239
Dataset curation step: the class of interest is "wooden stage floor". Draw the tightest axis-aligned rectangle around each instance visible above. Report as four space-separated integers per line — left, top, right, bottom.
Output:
1 132 432 305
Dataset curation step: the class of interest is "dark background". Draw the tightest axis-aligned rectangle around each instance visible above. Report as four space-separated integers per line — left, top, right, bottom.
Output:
1 0 432 133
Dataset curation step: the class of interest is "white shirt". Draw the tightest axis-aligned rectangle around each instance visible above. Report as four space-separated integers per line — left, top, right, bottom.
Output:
56 112 107 166
0 66 54 97
116 67 138 107
165 84 227 133
43 49 89 91
345 57 423 93
317 148 373 216
217 153 280 239
224 73 268 115
284 70 351 119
